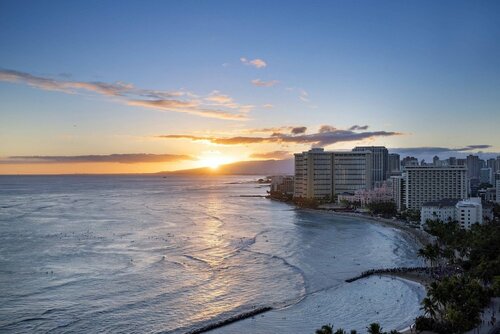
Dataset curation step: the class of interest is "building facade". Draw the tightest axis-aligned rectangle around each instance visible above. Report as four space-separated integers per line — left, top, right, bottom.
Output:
391 175 406 212
389 153 400 172
480 167 493 184
294 148 333 199
496 173 500 204
456 198 483 229
420 198 483 229
270 175 294 195
420 199 458 225
404 166 468 211
293 148 372 200
353 146 388 186
467 154 481 180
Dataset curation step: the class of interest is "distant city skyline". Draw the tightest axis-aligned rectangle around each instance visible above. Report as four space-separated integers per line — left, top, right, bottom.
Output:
1 0 499 174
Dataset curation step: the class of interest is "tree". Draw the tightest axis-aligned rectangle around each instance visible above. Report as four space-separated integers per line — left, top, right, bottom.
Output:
421 297 438 319
367 323 383 334
315 324 333 334
418 243 440 268
334 329 347 334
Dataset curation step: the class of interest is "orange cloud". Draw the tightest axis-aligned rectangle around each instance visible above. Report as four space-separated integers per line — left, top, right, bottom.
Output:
0 68 251 121
240 57 267 68
158 125 402 146
251 79 278 87
250 151 291 160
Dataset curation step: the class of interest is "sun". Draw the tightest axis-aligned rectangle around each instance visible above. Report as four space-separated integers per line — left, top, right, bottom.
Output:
197 152 233 170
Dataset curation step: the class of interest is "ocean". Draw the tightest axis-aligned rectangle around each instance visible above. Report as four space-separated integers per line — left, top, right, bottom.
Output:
0 175 425 333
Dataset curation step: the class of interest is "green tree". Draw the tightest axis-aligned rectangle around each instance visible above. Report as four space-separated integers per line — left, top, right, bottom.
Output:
315 324 333 334
367 323 383 334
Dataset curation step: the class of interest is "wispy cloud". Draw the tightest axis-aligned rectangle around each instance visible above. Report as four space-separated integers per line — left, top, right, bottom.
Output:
240 57 267 68
348 125 369 131
298 89 309 102
251 79 278 87
0 153 194 164
250 151 291 160
0 68 251 120
391 145 493 155
158 125 401 147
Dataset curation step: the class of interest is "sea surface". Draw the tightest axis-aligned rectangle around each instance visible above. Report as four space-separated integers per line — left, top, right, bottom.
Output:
0 175 425 333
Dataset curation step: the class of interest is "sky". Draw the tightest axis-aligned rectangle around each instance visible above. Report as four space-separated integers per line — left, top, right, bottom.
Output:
1 0 499 174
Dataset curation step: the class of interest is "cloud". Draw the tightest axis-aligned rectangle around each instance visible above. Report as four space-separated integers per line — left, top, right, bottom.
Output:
349 125 369 131
250 151 291 160
319 125 337 133
0 68 250 121
251 79 278 87
240 57 267 68
0 153 193 164
291 126 307 135
158 125 401 147
0 68 135 96
262 104 274 109
298 89 309 102
245 126 294 134
127 100 248 120
391 145 493 155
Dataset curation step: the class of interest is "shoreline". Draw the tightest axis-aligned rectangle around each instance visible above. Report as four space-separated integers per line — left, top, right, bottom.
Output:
316 209 434 248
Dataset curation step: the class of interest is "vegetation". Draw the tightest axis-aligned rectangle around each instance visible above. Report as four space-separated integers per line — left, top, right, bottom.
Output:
415 219 500 333
339 199 361 210
268 190 293 202
398 209 420 222
314 323 399 334
315 324 333 334
366 201 397 217
293 197 320 209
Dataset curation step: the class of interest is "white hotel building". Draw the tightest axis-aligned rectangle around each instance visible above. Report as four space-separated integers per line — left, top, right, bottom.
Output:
421 198 483 229
403 165 468 211
294 148 372 200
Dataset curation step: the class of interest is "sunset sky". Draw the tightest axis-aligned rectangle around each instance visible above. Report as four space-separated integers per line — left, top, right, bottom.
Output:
1 0 499 174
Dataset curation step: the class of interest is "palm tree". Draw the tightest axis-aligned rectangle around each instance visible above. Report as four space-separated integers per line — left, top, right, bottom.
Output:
350 330 357 334
421 296 438 320
334 329 346 334
315 324 333 334
367 323 383 334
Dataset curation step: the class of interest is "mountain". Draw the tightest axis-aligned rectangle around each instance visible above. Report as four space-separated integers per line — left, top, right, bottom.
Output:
161 159 294 175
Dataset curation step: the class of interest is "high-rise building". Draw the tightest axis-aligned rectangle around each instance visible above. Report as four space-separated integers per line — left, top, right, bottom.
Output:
294 148 333 199
447 157 457 166
467 155 481 180
391 175 406 212
353 146 388 186
433 156 440 166
403 165 468 211
487 158 496 171
496 173 500 204
401 156 419 167
293 148 372 200
480 167 493 185
388 153 400 173
332 151 372 195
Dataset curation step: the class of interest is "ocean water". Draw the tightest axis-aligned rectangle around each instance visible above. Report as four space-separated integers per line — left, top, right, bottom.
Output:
0 175 425 333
